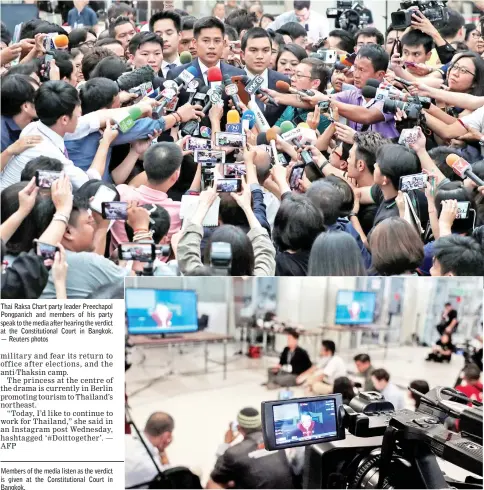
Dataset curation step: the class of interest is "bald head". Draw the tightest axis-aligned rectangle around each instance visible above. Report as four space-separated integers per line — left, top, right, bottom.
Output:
253 149 271 184
144 412 174 436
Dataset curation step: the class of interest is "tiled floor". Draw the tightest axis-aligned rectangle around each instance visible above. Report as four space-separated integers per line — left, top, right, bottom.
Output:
126 344 470 486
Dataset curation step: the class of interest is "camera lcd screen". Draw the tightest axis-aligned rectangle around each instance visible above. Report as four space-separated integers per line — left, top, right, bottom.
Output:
125 288 198 335
102 201 128 220
273 399 338 446
335 290 376 325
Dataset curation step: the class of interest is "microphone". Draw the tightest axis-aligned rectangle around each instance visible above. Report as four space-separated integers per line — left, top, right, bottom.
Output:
275 80 315 98
179 51 193 65
365 78 381 89
117 66 155 94
280 121 313 165
266 128 282 166
236 75 278 106
181 84 223 136
361 86 377 99
247 100 270 132
223 75 243 114
226 109 242 133
112 106 143 133
164 65 198 92
187 79 204 104
44 34 69 51
242 110 256 131
297 122 310 129
446 154 484 186
207 66 223 88
393 76 413 87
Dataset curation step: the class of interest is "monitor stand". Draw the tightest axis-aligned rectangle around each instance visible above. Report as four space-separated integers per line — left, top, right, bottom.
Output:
146 333 185 340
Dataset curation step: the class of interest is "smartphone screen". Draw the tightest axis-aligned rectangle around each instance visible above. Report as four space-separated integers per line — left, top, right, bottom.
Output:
289 166 305 190
224 164 246 177
216 178 242 193
456 201 470 219
36 170 61 189
90 186 117 214
101 201 128 220
118 243 155 262
185 137 211 151
36 241 59 261
399 172 428 192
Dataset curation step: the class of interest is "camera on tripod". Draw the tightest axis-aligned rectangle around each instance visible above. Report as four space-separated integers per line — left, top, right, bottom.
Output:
326 1 370 33
261 387 483 489
391 0 449 30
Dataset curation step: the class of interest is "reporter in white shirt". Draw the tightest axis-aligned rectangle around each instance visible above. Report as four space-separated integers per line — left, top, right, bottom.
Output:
296 340 347 395
125 412 173 489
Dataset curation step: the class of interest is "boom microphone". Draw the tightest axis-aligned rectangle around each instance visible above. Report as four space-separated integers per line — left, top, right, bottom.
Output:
365 78 381 89
361 86 377 99
117 65 155 92
446 154 484 186
275 80 314 98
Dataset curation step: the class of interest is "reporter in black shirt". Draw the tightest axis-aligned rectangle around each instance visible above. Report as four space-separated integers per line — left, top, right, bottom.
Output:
267 328 312 388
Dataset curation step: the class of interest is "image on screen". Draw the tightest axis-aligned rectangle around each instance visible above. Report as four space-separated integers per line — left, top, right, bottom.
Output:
126 289 198 335
335 290 376 325
273 399 337 446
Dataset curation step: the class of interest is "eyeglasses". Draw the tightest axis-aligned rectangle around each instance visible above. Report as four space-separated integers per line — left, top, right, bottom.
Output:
292 72 313 80
78 40 95 48
450 63 476 77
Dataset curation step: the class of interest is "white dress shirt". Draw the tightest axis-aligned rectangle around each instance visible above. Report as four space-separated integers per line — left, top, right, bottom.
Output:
1 113 101 190
161 56 181 78
125 434 168 489
245 67 269 90
316 355 347 384
198 59 222 86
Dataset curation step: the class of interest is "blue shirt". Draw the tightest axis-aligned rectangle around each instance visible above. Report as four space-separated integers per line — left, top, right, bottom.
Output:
1 116 21 152
65 117 166 181
67 6 98 27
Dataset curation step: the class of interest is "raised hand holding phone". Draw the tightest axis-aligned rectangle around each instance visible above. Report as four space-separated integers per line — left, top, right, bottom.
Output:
18 177 39 217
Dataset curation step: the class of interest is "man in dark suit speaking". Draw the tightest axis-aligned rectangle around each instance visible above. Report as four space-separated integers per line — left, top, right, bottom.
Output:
287 412 330 440
166 17 245 113
241 27 290 127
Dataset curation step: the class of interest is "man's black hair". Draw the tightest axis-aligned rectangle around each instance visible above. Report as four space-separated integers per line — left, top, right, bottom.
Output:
52 51 75 81
143 142 183 185
294 1 311 9
325 175 354 217
1 74 37 117
301 57 330 92
1 22 11 46
357 44 389 72
372 368 390 382
354 353 371 363
286 328 300 340
376 144 418 189
3 60 40 79
409 379 430 408
267 30 285 47
20 156 63 182
355 26 384 45
225 25 239 42
273 194 325 251
20 19 48 40
465 23 477 41
438 8 465 40
125 204 171 244
128 32 164 55
34 80 80 127
149 10 182 33
79 77 119 114
385 23 405 36
463 364 481 381
68 27 96 49
193 16 225 38
89 56 129 81
277 21 306 41
174 8 190 17
241 27 271 51
82 47 114 80
75 180 120 203
433 235 484 276
227 12 258 36
445 302 452 306
181 16 197 31
322 340 336 355
428 147 464 181
354 132 389 174
107 2 135 24
307 180 342 225
95 37 124 49
109 16 135 38
328 29 355 53
33 22 68 37
401 29 434 54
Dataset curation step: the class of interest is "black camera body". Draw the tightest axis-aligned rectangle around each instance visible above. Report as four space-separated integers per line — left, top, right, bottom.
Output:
391 0 448 29
326 1 370 33
262 388 483 489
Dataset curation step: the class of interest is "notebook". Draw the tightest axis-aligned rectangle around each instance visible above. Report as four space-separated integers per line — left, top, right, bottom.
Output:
180 195 220 227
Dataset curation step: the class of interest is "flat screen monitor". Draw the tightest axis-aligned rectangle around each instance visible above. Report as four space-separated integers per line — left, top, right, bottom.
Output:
335 290 376 325
126 289 198 335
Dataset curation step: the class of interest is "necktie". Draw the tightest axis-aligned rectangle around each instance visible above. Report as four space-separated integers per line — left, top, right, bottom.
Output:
167 63 176 72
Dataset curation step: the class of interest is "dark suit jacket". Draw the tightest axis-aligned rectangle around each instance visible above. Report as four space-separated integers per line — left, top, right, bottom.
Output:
246 69 290 127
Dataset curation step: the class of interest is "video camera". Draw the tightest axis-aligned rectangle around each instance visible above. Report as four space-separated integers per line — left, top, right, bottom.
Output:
326 1 370 34
262 388 482 489
118 243 171 276
391 0 449 30
210 242 232 275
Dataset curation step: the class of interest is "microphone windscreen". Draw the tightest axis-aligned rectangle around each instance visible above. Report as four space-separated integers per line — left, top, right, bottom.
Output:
227 109 240 124
207 66 223 83
266 128 278 142
275 80 291 93
445 154 460 167
280 120 295 134
128 106 143 120
361 86 377 99
179 51 193 64
53 34 69 49
297 122 310 129
186 65 198 76
365 78 381 88
117 65 155 91
242 110 256 129
256 132 268 145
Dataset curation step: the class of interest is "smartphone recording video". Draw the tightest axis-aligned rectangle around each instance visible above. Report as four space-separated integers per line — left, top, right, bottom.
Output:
185 137 211 151
216 178 242 193
224 164 246 177
35 170 61 189
215 132 246 149
456 201 470 220
399 173 428 192
90 185 117 214
36 241 59 262
118 243 155 262
289 166 305 191
194 150 226 165
101 201 128 220
262 395 344 450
